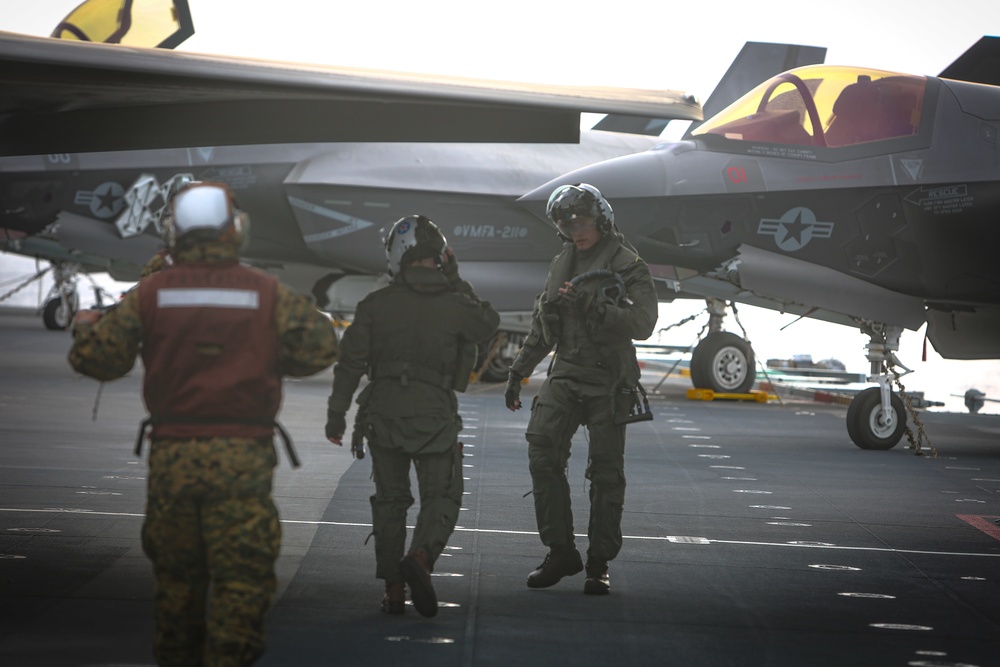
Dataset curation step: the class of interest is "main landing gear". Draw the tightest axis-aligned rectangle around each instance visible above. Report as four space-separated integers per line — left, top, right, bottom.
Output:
0 260 80 330
0 260 116 331
41 262 80 330
845 322 931 453
688 299 756 395
477 332 526 383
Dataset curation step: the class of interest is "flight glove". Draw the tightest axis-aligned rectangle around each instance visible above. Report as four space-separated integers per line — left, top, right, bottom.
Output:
326 410 347 441
559 282 605 322
505 370 523 410
441 247 460 285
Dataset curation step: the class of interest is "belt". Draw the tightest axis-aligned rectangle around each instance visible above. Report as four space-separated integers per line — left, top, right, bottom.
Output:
134 416 300 467
372 363 454 390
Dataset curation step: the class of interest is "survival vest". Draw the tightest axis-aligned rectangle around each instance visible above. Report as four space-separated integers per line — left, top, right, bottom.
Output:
138 262 281 440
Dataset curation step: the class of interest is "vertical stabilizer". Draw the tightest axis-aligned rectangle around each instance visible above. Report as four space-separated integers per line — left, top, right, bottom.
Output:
593 42 825 137
938 36 1000 86
682 42 826 138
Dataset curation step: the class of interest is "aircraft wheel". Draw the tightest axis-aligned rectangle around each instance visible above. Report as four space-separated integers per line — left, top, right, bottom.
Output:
42 297 73 331
479 332 525 383
480 349 511 383
846 387 906 450
690 331 755 394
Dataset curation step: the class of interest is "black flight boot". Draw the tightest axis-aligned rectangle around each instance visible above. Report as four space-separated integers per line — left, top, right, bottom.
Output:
583 560 610 595
526 545 584 589
400 548 437 617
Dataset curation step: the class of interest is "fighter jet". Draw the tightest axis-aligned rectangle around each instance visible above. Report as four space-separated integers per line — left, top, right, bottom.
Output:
519 36 1000 449
0 1 824 381
0 0 698 376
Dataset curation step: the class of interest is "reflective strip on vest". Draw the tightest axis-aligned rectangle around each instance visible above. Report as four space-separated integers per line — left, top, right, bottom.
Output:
157 288 260 309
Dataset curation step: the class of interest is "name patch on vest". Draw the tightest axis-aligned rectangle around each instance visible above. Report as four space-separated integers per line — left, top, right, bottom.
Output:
157 288 260 309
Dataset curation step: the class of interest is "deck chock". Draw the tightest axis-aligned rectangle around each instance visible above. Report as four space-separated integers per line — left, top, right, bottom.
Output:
686 388 776 403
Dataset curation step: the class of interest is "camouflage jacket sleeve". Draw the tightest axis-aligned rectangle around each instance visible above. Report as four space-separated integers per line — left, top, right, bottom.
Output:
327 297 373 414
597 257 658 342
68 289 143 382
275 284 339 378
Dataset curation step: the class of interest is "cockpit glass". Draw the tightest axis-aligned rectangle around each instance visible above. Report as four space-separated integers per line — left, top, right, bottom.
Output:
692 65 927 148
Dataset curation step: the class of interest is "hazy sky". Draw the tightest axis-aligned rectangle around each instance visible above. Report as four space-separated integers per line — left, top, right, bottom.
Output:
4 1 997 100
2 1 1000 412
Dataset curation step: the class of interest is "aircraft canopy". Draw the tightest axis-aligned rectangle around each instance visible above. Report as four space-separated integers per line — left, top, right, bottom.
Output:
692 65 927 148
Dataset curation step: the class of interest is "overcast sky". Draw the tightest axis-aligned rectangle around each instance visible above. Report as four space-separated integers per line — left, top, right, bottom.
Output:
2 1 999 411
5 1 997 97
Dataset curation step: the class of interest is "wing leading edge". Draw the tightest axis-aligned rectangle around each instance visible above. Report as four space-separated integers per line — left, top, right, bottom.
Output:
0 31 702 156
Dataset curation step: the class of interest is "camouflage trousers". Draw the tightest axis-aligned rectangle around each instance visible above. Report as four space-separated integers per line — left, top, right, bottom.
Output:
141 437 281 667
526 376 627 565
368 441 463 583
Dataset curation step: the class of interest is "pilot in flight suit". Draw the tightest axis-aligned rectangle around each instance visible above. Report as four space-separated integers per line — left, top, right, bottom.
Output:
505 183 657 595
325 215 499 617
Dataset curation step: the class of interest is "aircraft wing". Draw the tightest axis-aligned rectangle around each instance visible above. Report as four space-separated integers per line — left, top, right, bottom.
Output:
0 31 702 157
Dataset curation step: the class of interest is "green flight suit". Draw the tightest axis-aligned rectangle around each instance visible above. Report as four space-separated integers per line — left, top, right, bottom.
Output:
68 241 339 667
328 266 499 584
510 232 657 567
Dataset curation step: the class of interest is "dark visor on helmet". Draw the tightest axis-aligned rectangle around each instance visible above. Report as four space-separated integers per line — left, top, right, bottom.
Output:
555 215 597 237
550 200 594 223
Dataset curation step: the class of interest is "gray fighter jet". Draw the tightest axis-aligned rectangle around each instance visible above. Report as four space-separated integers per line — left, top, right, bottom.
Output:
0 0 698 380
0 2 824 381
519 36 1000 449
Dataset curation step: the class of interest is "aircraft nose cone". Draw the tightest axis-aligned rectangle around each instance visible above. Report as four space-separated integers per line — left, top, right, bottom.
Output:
517 146 676 218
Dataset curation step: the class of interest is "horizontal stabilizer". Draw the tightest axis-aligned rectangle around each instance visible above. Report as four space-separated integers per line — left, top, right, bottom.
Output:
591 115 671 136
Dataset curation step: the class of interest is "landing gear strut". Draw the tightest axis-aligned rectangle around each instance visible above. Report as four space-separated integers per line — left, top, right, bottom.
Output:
846 323 908 450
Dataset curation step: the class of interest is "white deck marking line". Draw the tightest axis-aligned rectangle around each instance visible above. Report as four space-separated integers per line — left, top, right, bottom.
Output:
5 508 998 558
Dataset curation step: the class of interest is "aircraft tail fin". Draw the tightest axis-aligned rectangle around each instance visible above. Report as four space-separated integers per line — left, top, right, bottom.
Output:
51 0 194 49
593 42 825 137
939 36 1000 86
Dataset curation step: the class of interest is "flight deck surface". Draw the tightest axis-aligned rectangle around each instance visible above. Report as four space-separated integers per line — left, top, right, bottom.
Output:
1 311 998 667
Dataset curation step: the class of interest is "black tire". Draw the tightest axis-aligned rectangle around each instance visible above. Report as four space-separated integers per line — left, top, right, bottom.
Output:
42 298 72 331
480 348 511 383
846 387 906 450
690 332 755 394
479 332 525 383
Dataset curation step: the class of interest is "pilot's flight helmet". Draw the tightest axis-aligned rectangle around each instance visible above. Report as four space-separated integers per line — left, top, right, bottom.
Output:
546 183 615 240
163 181 249 250
384 215 448 277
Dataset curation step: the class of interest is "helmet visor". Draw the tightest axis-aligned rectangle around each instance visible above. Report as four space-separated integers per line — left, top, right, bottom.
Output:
554 214 597 238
